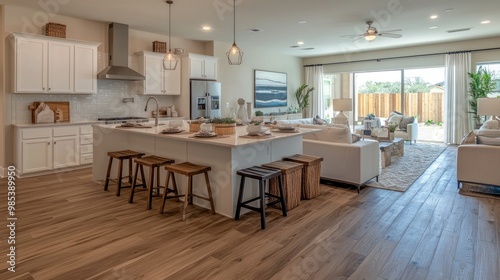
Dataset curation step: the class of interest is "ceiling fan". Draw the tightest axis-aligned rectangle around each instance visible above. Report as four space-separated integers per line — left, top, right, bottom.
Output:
342 21 402 42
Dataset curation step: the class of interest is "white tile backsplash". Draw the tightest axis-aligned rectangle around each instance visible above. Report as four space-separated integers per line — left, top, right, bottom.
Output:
12 79 175 124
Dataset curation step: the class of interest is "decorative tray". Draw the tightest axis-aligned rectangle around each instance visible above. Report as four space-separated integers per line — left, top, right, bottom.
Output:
272 128 299 133
160 129 184 134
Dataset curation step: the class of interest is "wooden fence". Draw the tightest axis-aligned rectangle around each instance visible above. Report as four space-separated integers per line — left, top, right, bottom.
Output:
357 92 443 123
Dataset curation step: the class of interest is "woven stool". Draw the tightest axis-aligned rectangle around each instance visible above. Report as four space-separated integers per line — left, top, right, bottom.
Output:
262 161 303 211
159 162 215 221
235 166 287 230
283 154 323 198
104 150 145 196
128 155 175 210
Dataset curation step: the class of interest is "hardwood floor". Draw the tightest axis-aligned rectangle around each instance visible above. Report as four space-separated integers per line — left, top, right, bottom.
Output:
1 145 499 279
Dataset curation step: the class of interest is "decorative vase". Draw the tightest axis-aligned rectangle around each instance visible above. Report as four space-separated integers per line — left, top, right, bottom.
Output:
390 132 394 141
237 98 248 122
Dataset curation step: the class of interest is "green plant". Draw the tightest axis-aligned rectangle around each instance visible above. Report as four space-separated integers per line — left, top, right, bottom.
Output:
255 110 264 116
387 122 398 132
469 66 497 126
249 120 262 125
293 84 314 112
210 117 236 124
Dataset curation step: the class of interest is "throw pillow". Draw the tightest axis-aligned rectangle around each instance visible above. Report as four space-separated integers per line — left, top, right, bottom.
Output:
477 135 500 146
399 116 415 131
480 119 500 130
351 133 361 143
387 114 404 126
460 131 477 145
313 115 327 125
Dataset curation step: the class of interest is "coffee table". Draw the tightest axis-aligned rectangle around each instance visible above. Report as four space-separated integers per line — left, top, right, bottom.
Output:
379 138 404 168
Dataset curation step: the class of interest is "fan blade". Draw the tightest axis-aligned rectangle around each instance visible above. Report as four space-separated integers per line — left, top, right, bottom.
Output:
379 33 402 38
341 34 363 38
379 29 402 33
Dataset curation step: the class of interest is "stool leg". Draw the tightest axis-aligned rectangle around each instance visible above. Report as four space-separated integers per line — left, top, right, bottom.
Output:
116 159 124 196
128 163 140 203
104 156 113 191
188 177 194 205
204 172 216 215
156 166 161 196
183 176 192 221
277 175 287 217
171 172 180 202
159 171 171 214
147 166 154 210
259 180 266 230
128 158 133 186
140 165 147 188
234 177 246 220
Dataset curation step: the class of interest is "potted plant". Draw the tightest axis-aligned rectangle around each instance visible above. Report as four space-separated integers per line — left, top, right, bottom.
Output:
255 110 264 116
387 122 398 140
210 117 236 135
293 84 314 118
468 66 497 128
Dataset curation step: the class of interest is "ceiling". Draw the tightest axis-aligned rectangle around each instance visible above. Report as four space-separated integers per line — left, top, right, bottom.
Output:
3 0 500 58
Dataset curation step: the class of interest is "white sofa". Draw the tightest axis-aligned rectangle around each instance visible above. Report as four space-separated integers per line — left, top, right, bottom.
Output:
457 120 500 187
282 122 381 193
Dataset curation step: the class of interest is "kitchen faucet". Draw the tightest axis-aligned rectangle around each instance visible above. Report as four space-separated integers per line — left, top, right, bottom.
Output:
145 97 159 126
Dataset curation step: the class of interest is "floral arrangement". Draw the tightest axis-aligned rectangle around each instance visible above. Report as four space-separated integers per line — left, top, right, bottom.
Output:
387 122 398 132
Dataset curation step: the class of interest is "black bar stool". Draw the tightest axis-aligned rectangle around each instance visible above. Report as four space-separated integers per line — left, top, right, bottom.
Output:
128 155 175 210
235 166 287 229
104 150 145 196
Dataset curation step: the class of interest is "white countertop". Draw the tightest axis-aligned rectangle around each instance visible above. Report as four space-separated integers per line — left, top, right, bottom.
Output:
13 120 105 128
94 123 320 148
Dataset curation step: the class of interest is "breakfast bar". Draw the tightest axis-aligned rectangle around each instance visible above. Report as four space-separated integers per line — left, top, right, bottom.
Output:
92 123 319 218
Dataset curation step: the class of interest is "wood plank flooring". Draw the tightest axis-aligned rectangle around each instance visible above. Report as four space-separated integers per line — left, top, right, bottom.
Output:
1 145 499 279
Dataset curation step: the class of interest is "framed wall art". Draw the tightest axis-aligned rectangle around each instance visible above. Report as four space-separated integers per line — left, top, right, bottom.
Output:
254 70 287 108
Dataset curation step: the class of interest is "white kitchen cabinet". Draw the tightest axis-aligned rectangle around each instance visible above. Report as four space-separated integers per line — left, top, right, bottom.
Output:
79 125 93 164
135 51 181 95
10 32 99 94
187 53 218 80
22 137 52 173
52 126 79 168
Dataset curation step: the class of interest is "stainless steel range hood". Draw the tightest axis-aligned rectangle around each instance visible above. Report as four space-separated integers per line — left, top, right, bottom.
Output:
97 23 145 81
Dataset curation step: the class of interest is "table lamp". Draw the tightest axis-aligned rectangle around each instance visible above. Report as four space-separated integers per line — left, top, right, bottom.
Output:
332 98 352 126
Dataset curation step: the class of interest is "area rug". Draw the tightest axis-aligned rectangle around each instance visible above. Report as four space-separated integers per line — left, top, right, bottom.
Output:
459 182 500 199
365 142 447 192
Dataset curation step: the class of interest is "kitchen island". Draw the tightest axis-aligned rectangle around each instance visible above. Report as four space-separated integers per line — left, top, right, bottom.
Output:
93 123 319 218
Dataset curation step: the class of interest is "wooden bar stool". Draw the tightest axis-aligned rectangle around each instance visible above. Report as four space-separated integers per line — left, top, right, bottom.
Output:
128 155 175 210
159 162 216 221
235 166 287 230
283 154 324 198
104 150 145 196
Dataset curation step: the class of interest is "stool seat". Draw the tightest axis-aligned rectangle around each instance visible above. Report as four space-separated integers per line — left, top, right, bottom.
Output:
104 150 145 196
160 162 215 221
235 166 287 230
129 155 175 210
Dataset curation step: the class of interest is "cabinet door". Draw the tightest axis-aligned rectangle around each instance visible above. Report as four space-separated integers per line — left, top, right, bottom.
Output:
47 41 73 93
144 55 164 95
22 138 52 173
74 44 97 94
15 38 46 93
53 136 78 168
203 59 218 80
163 63 181 95
189 57 204 79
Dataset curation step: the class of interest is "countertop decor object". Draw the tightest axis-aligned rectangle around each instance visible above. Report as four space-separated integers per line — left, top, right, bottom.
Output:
29 101 70 123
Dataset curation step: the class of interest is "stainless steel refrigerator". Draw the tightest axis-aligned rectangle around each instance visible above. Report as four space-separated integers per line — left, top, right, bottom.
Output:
190 80 221 119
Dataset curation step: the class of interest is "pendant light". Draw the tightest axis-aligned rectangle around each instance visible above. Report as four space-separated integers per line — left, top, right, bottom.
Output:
226 0 243 65
163 0 178 70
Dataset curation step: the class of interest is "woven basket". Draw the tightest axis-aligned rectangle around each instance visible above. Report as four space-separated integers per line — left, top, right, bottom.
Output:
269 168 302 210
213 123 236 135
44 23 66 38
153 41 167 53
189 122 202 132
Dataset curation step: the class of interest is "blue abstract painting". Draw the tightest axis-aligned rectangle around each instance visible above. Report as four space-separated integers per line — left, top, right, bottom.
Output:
254 70 287 108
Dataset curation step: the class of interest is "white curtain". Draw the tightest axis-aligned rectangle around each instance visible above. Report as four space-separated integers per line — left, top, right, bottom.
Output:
305 65 324 118
444 52 471 144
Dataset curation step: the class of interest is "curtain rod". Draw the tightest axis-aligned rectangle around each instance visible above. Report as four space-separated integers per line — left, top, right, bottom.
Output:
303 47 500 67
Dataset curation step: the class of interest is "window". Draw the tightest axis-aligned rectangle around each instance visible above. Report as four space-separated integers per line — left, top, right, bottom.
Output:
477 62 500 97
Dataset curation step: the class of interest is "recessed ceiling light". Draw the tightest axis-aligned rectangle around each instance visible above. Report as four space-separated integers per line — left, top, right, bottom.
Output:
429 26 438 29
298 20 307 24
201 26 211 31
444 8 453 12
481 20 491 24
297 41 304 45
249 28 263 33
430 15 438 19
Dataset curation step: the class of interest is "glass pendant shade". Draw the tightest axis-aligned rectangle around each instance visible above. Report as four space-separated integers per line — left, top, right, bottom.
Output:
163 51 178 70
227 43 243 65
364 33 377 41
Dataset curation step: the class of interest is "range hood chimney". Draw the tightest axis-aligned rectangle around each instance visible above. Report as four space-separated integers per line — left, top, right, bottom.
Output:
97 23 145 81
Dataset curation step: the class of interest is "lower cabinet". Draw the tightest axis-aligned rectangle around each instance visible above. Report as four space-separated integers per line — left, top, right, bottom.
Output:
15 124 96 176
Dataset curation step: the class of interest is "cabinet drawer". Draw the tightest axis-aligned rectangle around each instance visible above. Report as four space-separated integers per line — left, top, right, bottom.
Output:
22 128 51 140
53 126 78 137
80 144 93 154
80 125 93 135
80 154 93 164
80 135 93 145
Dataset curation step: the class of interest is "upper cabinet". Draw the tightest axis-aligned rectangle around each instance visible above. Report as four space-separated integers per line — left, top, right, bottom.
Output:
10 33 100 94
187 53 218 80
134 51 181 95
